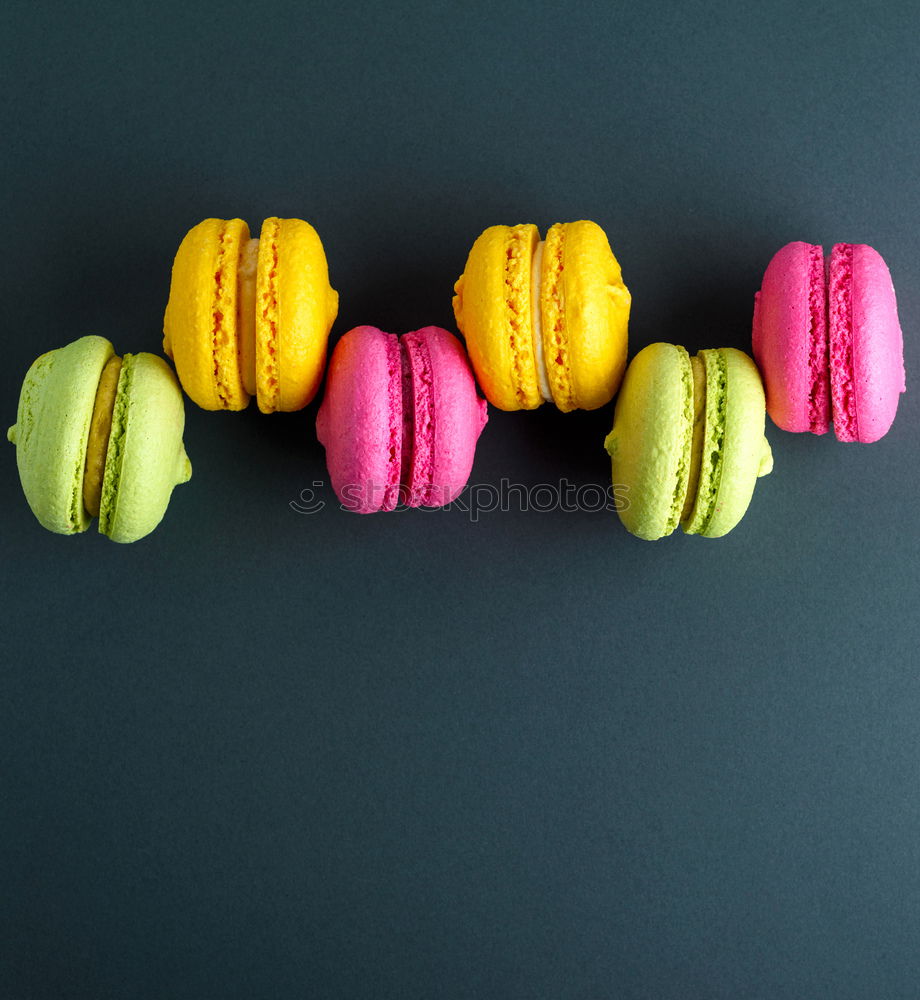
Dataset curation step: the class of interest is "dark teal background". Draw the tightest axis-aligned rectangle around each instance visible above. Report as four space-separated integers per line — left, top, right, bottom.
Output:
2 1 918 997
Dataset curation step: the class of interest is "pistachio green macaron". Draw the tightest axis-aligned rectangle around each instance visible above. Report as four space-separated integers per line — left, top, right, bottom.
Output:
604 343 773 540
8 335 191 542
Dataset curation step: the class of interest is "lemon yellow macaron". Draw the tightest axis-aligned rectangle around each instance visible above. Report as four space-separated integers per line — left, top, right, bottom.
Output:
452 220 631 411
163 217 338 413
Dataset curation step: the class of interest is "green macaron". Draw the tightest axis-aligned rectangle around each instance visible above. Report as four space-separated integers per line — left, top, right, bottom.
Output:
604 343 773 540
8 335 191 542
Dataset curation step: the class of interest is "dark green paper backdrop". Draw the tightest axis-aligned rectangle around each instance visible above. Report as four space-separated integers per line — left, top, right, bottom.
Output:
2 1 918 997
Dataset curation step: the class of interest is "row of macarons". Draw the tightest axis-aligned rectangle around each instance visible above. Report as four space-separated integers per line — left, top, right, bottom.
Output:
8 218 906 542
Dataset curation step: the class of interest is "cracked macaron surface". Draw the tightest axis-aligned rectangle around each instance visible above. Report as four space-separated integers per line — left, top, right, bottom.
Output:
163 216 338 413
453 220 630 412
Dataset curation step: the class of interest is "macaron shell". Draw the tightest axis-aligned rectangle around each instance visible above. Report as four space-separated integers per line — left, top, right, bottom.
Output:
162 217 251 411
452 224 542 411
405 326 488 506
829 243 905 443
315 326 400 513
255 217 339 414
604 342 693 540
752 241 830 435
542 220 631 412
8 335 113 534
682 348 771 538
98 352 192 543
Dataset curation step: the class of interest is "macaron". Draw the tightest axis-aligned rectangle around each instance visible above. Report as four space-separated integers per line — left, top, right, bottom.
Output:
752 241 905 442
163 217 338 413
316 325 488 513
452 220 631 412
8 335 191 542
604 344 773 540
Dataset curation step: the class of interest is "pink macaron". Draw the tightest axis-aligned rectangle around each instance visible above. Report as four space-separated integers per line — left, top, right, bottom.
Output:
316 325 488 513
752 241 905 442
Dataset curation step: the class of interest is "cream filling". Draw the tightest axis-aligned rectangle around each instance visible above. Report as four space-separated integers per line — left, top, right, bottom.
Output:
236 237 260 397
83 355 123 518
530 240 553 402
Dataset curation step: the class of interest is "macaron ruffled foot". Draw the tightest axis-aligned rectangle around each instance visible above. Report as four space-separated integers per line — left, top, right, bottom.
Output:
316 326 488 513
163 217 338 413
453 220 631 412
604 344 772 540
8 335 191 542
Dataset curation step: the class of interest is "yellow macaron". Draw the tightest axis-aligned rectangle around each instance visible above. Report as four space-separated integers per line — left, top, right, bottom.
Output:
163 217 338 413
452 220 630 411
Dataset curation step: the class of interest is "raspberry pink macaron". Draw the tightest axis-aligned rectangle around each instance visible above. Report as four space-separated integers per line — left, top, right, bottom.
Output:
316 326 488 513
752 241 905 442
